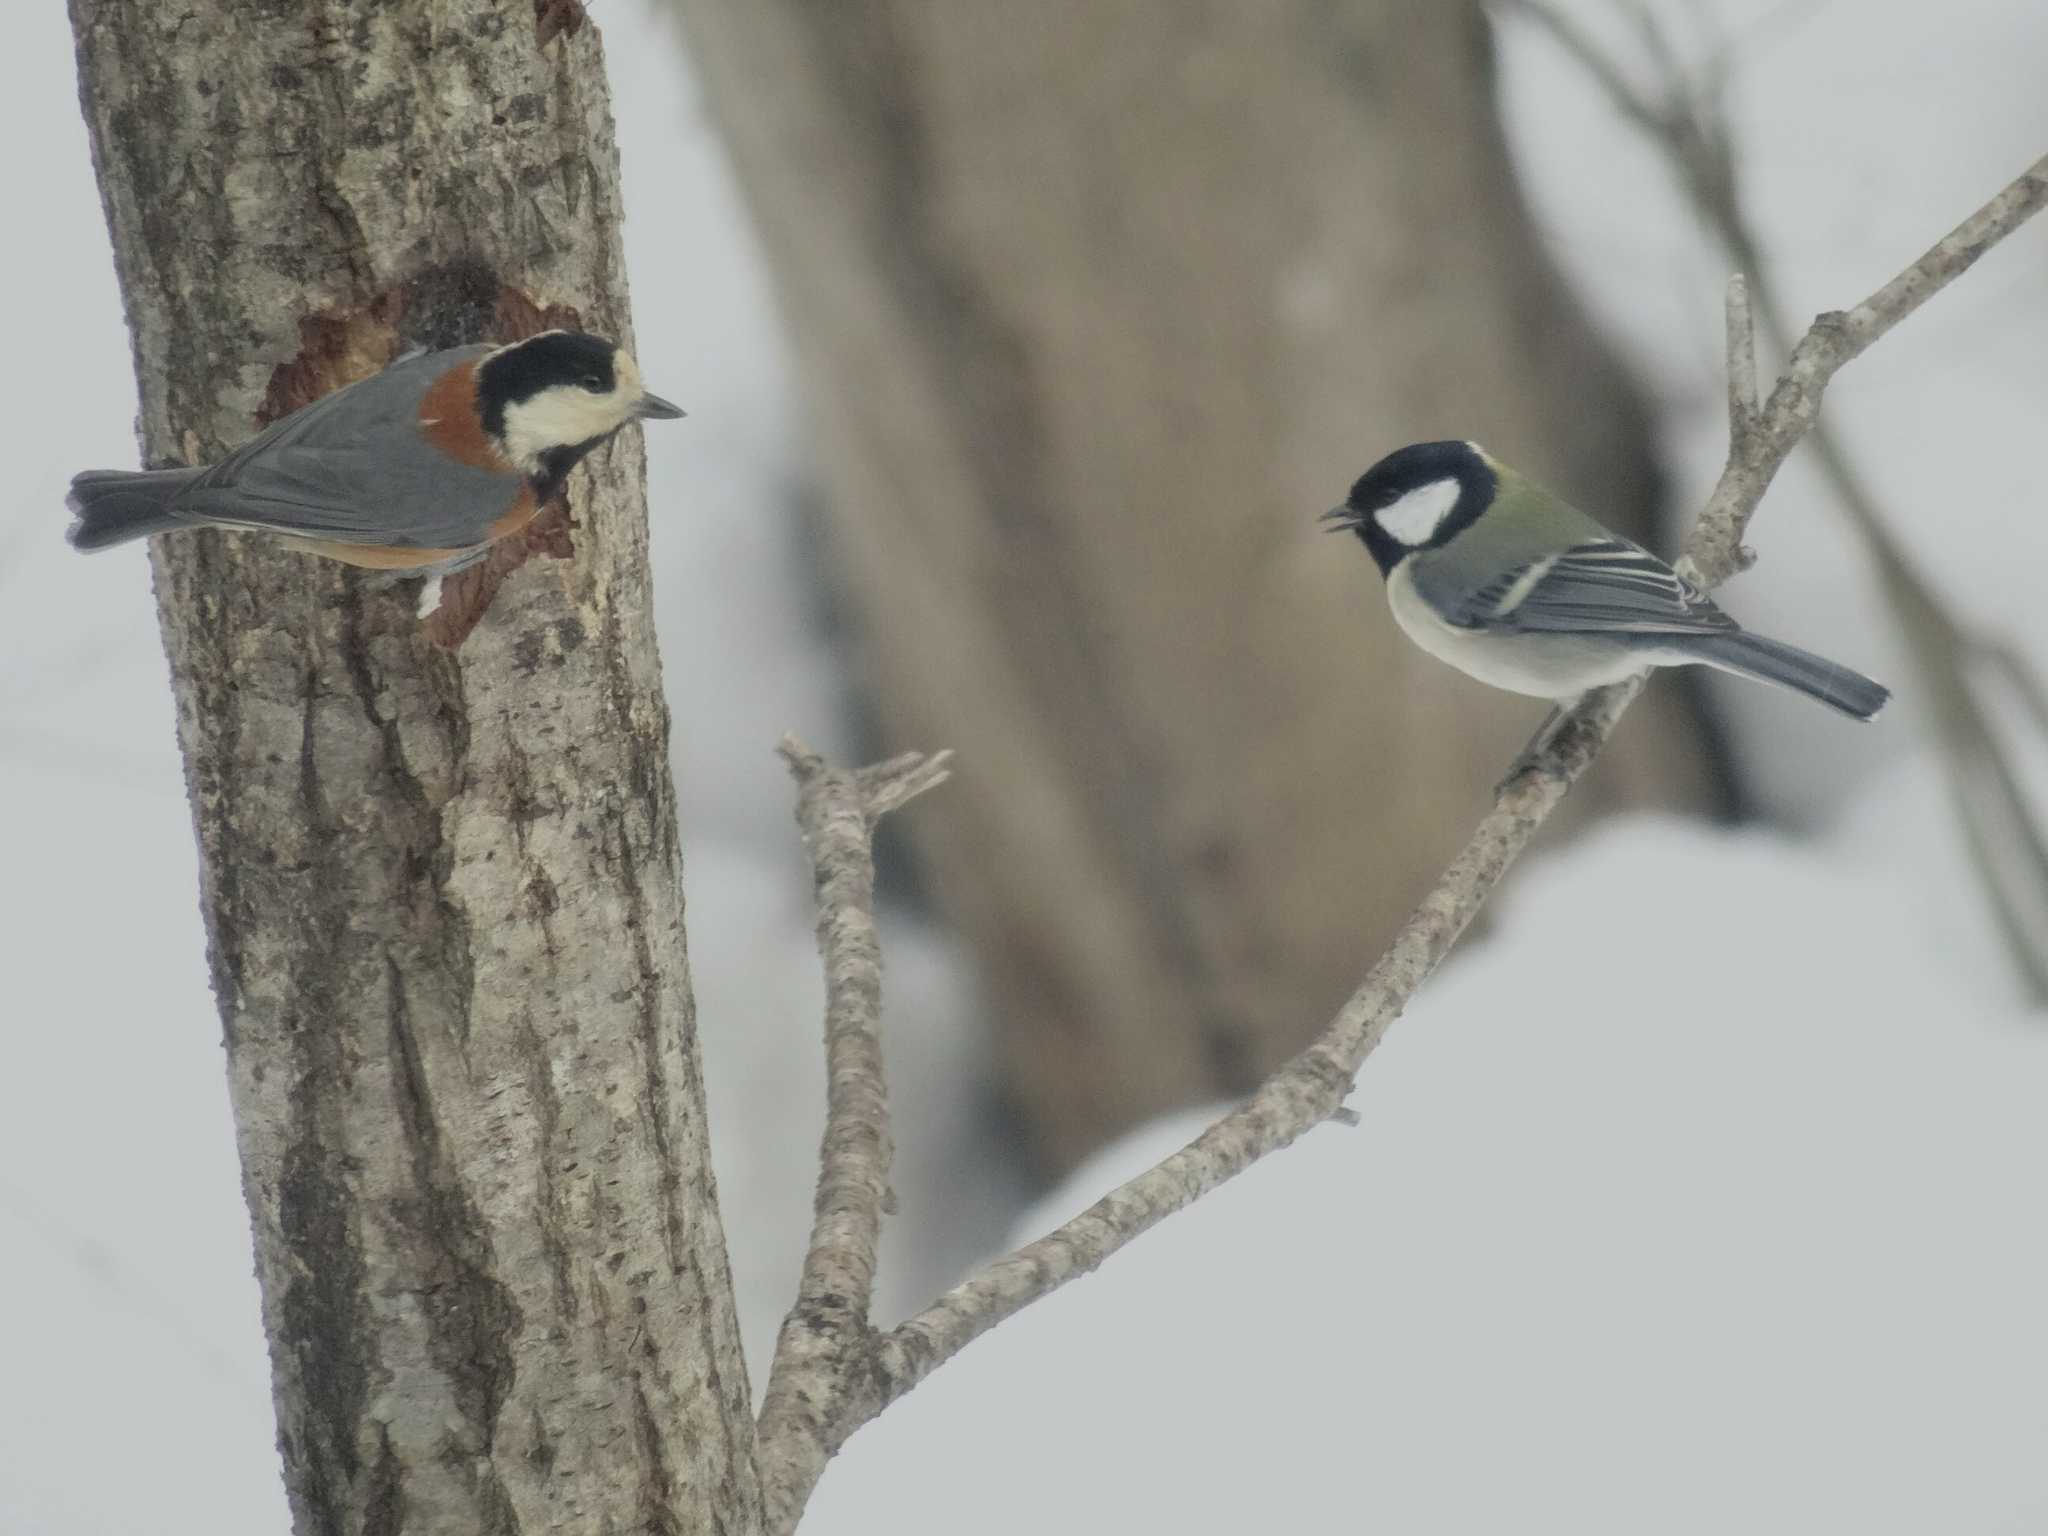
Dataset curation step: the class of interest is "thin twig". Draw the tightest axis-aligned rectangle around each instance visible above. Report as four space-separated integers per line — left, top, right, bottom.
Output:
754 735 952 1531
757 153 2048 1526
1679 271 1760 588
1725 272 1759 432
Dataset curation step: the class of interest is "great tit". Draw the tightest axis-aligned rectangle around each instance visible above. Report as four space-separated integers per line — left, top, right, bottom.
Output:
1325 440 1889 722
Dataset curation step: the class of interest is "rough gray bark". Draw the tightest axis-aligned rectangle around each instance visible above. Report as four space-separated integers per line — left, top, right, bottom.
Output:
68 4 761 1532
666 0 1730 1170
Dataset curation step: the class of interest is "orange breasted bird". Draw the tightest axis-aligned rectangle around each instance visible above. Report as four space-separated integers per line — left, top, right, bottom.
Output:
65 330 684 576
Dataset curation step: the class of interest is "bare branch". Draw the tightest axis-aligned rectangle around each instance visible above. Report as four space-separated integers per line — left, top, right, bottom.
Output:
752 151 2048 1523
1514 0 2048 999
863 689 1634 1405
755 736 951 1532
1689 151 2047 587
740 27 2047 1511
1760 155 2048 427
1829 163 2048 356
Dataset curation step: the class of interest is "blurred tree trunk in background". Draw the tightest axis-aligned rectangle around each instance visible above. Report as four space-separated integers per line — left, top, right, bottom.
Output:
70 4 759 1531
670 0 1728 1170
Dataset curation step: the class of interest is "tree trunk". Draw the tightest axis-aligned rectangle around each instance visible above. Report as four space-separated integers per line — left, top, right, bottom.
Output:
68 5 760 1532
667 0 1730 1171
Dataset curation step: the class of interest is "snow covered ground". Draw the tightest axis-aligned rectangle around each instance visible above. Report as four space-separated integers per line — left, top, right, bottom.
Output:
3 2 2044 1531
808 794 2048 1534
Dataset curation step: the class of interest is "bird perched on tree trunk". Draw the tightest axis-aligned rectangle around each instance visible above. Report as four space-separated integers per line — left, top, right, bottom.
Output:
66 330 683 584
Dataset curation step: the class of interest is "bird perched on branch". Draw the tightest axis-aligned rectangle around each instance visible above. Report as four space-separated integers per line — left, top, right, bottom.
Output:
1325 440 1889 734
66 330 683 580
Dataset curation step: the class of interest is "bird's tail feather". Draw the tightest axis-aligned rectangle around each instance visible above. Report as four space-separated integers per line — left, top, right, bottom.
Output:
1681 630 1890 722
66 467 202 551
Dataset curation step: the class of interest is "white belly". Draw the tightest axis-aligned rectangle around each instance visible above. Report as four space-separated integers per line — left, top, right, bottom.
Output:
1385 561 1650 700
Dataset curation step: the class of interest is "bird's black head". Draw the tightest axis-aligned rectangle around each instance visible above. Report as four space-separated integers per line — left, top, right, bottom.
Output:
475 331 622 440
474 329 684 481
1323 440 1497 576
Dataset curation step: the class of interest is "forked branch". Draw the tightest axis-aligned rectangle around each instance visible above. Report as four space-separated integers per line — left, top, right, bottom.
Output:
1508 0 2048 996
755 153 2048 1532
754 738 952 1529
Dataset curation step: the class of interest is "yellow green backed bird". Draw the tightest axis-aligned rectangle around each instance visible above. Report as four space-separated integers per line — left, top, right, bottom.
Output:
1325 440 1889 721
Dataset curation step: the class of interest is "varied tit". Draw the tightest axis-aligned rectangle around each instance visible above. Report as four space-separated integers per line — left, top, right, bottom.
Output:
66 330 684 574
1324 440 1889 723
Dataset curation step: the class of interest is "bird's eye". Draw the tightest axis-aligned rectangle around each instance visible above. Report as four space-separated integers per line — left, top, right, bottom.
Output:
579 374 605 392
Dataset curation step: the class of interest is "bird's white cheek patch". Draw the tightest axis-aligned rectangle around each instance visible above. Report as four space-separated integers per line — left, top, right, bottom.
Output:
1374 478 1462 545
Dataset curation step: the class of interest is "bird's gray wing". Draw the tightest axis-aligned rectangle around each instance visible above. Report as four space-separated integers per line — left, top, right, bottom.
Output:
189 444 523 548
1426 538 1738 635
175 345 517 548
204 345 485 467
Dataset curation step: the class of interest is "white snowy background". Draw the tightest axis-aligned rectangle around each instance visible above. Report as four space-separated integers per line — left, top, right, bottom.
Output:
4 2 2045 1532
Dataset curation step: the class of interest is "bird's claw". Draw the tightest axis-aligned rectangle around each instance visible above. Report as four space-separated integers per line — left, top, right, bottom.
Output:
1495 703 1574 798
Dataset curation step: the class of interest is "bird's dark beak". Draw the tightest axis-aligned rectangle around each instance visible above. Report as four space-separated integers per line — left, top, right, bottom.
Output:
1320 505 1362 532
636 392 686 420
